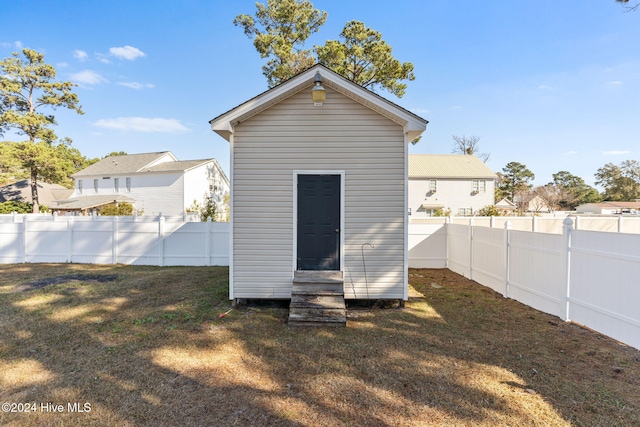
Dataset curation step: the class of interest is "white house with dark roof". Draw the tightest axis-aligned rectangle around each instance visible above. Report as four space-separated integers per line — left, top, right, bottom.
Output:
409 154 497 218
53 151 229 218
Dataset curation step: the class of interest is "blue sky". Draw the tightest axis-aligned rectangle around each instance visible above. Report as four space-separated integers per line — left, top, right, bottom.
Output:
2 0 638 188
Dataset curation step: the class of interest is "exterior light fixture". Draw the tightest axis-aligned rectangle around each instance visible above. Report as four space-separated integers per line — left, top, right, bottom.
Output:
311 71 326 106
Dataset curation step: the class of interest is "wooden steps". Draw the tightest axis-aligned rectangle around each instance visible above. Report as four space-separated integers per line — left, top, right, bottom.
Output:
288 271 346 327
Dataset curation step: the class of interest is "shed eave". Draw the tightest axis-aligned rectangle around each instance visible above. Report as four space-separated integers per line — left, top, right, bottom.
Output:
209 64 428 143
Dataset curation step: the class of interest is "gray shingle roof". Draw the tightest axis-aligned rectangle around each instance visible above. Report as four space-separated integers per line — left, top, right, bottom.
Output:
143 159 213 173
0 179 70 206
52 195 135 210
409 154 497 179
72 152 172 177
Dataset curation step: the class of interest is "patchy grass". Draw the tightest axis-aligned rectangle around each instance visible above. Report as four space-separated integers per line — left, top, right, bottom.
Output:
0 264 638 426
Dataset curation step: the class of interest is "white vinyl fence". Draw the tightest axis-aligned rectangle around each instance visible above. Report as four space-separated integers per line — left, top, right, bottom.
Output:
409 219 640 350
2 214 638 349
0 215 229 266
411 215 640 234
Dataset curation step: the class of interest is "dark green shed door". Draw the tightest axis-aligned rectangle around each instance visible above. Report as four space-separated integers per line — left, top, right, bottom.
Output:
297 174 340 270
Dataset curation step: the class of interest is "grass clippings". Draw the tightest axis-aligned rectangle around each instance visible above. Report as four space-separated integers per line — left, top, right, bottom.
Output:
0 264 638 426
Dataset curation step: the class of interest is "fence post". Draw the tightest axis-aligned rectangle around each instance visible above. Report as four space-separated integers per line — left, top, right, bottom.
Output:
490 216 495 228
504 221 512 298
206 216 212 266
574 215 580 231
159 216 165 267
445 216 451 268
469 218 475 280
67 217 74 263
532 215 537 232
112 216 119 264
22 215 28 263
561 217 574 321
618 216 623 233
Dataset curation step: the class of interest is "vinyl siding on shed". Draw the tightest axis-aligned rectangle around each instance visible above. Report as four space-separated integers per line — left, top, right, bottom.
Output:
232 85 406 299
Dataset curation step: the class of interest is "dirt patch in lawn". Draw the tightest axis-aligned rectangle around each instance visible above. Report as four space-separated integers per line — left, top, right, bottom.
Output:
15 274 118 292
0 264 638 427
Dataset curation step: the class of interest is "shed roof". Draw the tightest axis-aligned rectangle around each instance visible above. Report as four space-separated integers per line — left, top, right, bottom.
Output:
209 64 428 142
409 154 497 179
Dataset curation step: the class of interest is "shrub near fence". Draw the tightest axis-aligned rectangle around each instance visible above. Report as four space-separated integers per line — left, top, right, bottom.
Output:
0 214 229 266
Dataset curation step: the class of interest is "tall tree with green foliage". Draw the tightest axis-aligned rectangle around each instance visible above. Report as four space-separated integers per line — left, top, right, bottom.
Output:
0 48 84 212
315 20 415 97
497 162 535 212
234 1 415 98
551 171 601 209
595 160 640 201
234 0 328 87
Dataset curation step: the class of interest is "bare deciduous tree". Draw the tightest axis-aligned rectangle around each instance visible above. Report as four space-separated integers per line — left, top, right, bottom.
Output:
452 135 490 163
616 0 639 12
534 184 565 212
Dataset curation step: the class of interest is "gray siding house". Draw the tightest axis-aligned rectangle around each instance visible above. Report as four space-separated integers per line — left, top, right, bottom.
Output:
210 64 427 301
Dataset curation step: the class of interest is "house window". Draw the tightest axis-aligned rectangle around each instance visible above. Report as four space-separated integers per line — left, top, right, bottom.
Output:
458 207 473 216
425 209 436 217
93 179 98 193
126 177 131 193
78 180 83 194
472 180 486 193
429 179 437 193
114 178 119 193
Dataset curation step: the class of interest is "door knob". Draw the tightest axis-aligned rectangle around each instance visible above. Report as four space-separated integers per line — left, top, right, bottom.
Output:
335 228 340 233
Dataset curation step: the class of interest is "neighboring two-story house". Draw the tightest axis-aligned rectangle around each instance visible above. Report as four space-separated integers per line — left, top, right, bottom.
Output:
53 152 229 218
408 154 497 218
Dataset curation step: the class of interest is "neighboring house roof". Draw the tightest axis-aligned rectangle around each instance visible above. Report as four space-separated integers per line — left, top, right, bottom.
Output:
421 203 445 209
409 154 497 179
52 195 135 210
0 179 70 206
210 63 428 143
71 153 229 185
72 152 178 177
577 201 640 210
496 198 517 209
142 159 215 173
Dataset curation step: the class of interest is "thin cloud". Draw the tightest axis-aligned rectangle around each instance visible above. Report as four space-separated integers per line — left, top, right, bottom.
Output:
564 150 578 155
95 53 111 64
538 85 553 90
412 108 430 114
74 49 88 61
117 81 155 90
69 70 108 86
605 81 622 85
93 117 189 133
14 41 23 49
600 150 630 155
109 46 146 61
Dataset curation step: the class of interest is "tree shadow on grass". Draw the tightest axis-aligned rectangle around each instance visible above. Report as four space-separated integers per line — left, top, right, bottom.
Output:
1 265 638 426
